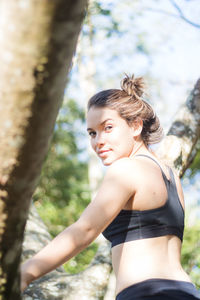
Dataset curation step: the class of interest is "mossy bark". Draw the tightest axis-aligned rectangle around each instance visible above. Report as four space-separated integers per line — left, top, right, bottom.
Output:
0 1 87 299
157 79 200 177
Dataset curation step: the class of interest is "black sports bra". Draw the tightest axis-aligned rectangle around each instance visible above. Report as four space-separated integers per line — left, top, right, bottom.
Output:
102 154 184 247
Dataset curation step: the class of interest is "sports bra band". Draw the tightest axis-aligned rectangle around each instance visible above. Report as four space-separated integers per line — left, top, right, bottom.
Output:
134 154 171 182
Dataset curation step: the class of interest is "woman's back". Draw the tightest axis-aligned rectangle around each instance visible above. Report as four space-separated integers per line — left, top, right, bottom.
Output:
108 154 191 294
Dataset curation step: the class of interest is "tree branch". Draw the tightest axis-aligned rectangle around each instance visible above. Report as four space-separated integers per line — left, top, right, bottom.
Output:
157 78 200 177
169 0 200 28
145 2 200 29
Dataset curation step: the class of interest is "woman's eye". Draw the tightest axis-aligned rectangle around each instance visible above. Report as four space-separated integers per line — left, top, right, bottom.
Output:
105 125 112 131
89 131 96 137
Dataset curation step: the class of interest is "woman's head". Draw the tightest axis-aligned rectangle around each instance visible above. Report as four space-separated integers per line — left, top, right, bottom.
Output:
87 106 142 165
87 74 163 146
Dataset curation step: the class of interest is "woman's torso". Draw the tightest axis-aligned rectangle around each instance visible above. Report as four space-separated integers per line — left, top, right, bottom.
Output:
108 153 191 295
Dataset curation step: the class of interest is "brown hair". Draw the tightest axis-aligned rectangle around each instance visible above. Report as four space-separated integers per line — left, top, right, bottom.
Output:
87 74 164 145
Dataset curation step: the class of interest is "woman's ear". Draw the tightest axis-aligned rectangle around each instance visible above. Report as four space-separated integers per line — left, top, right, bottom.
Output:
132 118 143 137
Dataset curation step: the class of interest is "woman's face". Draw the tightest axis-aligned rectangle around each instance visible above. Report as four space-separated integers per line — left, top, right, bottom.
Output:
87 107 137 166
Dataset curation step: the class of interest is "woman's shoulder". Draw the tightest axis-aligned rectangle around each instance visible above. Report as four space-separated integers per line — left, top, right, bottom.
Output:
106 157 143 182
108 157 142 170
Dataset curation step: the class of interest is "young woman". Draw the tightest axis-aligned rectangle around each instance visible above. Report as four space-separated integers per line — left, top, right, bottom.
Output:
21 75 200 299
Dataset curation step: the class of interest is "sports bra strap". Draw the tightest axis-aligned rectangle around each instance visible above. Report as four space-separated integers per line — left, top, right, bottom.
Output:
134 154 171 182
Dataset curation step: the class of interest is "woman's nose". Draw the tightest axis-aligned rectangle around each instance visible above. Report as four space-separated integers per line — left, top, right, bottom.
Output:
95 133 105 147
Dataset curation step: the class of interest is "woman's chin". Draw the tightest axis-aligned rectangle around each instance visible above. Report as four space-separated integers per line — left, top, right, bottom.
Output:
101 159 112 166
99 156 111 166
103 162 112 166
101 157 118 166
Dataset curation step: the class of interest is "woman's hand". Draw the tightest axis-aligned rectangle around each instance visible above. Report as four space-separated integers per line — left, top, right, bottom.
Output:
20 277 28 293
20 262 33 292
20 264 28 292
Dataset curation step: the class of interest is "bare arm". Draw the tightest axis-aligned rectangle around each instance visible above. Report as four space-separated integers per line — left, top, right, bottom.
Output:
21 158 136 290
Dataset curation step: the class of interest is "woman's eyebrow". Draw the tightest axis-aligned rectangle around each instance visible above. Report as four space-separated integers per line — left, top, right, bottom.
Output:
87 119 113 131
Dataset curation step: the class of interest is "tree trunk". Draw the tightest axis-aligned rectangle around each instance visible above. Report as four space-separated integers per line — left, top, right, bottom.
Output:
0 1 88 299
21 78 200 299
157 78 200 177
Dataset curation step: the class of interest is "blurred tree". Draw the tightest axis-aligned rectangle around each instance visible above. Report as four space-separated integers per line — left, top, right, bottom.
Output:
189 145 200 176
0 1 88 299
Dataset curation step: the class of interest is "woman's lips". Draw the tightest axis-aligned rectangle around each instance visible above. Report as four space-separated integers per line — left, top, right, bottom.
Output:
98 150 111 157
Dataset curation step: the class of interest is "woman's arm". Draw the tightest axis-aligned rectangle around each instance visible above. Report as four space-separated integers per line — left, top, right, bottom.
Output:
21 158 136 290
21 221 90 290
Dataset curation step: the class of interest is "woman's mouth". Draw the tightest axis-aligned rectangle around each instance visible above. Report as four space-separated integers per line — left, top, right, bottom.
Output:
98 150 111 157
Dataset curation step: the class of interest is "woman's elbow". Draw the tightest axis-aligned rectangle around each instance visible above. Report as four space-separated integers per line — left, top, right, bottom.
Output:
72 219 99 247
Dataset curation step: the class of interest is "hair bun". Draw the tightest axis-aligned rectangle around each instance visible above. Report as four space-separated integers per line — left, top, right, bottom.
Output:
120 74 145 99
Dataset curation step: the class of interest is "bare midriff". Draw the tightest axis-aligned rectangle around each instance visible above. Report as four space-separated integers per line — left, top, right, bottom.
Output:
112 235 191 295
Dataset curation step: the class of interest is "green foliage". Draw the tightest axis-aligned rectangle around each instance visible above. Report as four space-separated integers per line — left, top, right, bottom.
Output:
64 243 98 274
83 1 122 38
182 221 200 289
182 148 200 287
33 98 98 272
189 149 200 177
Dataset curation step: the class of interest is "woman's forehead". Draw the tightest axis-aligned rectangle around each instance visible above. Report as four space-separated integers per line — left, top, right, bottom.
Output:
87 107 119 126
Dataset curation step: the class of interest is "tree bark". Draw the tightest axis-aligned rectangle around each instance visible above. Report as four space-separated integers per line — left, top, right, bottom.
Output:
21 78 200 299
157 78 200 177
0 1 88 299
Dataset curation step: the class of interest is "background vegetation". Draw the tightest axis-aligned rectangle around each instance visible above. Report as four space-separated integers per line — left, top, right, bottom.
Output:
182 221 200 288
33 98 99 274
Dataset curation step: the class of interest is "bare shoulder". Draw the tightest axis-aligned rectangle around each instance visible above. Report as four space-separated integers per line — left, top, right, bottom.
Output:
106 157 141 177
105 157 142 187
